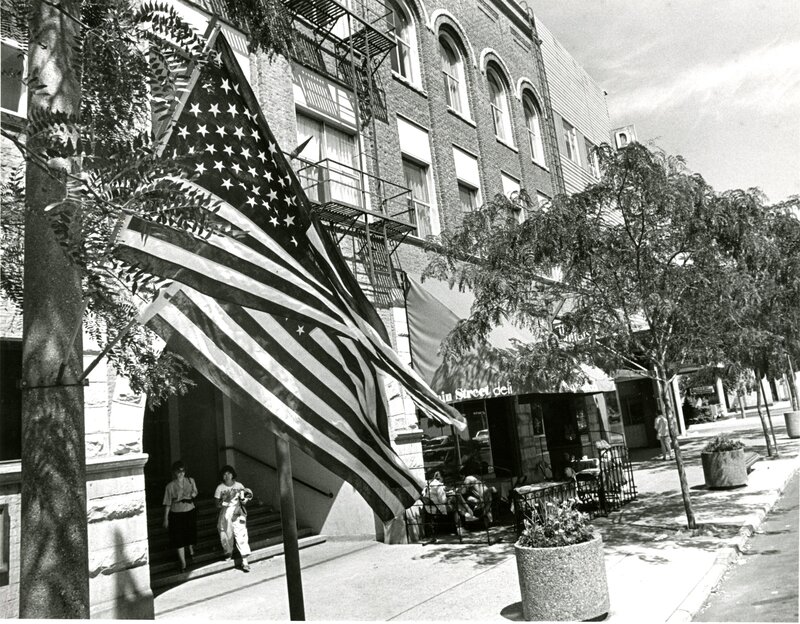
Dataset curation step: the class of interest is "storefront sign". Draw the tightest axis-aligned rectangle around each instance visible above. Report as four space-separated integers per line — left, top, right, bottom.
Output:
438 382 515 403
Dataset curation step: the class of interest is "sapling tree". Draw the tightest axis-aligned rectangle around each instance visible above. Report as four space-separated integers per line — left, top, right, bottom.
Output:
425 143 761 529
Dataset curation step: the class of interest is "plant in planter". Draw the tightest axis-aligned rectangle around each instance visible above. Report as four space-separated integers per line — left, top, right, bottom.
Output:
514 500 609 621
701 434 748 488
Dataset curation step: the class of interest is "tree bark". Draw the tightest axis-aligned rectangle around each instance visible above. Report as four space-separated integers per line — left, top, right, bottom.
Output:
20 0 89 617
655 364 696 529
754 368 776 458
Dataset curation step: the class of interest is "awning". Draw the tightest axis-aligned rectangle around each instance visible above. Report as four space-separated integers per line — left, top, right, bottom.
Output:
405 276 615 401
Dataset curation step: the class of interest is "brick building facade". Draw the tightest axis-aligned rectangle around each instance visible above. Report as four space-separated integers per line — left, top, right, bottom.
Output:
0 0 614 617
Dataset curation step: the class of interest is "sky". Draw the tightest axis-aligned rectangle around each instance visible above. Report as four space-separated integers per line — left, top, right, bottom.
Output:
531 0 800 204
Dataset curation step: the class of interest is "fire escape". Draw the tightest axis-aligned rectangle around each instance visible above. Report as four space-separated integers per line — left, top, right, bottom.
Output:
284 0 415 307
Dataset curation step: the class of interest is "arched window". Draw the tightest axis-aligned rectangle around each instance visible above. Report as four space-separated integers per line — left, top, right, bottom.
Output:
487 66 512 144
388 1 417 84
439 33 469 117
523 94 545 165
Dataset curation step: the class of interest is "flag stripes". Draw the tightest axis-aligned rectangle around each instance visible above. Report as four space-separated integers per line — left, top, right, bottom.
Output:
148 286 421 520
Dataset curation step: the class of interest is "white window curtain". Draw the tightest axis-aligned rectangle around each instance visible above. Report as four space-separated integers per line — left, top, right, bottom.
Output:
389 1 415 82
402 158 433 238
488 68 512 143
439 35 467 116
524 97 545 165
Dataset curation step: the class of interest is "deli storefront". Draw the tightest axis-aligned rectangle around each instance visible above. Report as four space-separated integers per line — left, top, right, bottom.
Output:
405 276 626 488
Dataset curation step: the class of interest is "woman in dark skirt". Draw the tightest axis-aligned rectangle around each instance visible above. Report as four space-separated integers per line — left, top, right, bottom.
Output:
162 460 198 572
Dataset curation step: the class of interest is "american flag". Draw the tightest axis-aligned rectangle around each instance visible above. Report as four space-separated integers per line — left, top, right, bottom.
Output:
115 32 464 519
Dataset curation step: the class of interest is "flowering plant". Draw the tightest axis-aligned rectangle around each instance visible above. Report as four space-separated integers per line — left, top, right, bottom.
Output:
516 500 594 548
703 434 745 453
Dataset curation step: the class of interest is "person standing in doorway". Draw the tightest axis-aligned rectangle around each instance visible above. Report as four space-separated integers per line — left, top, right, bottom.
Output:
654 412 673 460
162 460 198 573
214 465 253 572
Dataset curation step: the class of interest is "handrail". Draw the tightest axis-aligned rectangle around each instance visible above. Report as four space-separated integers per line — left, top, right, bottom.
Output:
221 446 334 498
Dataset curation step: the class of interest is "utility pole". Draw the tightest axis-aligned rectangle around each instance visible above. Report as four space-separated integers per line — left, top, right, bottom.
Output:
20 0 89 617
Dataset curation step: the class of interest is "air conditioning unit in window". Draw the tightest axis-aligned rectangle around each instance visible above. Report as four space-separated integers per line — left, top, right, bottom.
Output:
612 125 637 149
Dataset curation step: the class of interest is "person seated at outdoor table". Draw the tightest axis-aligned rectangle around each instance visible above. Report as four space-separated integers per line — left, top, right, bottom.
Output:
421 471 451 514
459 473 494 522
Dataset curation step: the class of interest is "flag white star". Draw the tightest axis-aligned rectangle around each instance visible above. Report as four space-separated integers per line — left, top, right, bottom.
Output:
221 178 233 190
213 160 224 172
233 127 245 140
246 196 257 207
231 162 242 174
244 109 256 121
284 214 295 227
268 142 277 155
233 82 240 94
264 170 273 182
197 124 209 137
248 165 258 176
290 236 298 246
240 147 251 160
215 124 226 137
223 145 234 156
227 103 238 116
278 175 288 187
177 126 189 139
208 103 220 116
250 128 259 140
194 162 206 175
213 51 223 66
189 102 202 116
269 215 279 227
251 184 260 195
221 78 231 94
205 143 217 155
268 189 278 202
257 150 267 163
296 325 305 336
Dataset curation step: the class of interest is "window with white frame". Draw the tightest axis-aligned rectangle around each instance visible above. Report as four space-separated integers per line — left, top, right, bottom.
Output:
585 139 601 178
487 66 513 144
402 157 435 237
453 146 482 214
388 1 417 84
501 172 524 222
439 33 469 118
523 94 545 165
1 39 27 117
562 119 580 164
536 192 551 211
295 112 361 207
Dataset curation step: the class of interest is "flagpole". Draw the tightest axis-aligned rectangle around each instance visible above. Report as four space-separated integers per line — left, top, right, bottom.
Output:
275 433 305 621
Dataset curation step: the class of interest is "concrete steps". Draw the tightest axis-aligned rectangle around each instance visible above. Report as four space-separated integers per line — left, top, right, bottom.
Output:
148 498 324 590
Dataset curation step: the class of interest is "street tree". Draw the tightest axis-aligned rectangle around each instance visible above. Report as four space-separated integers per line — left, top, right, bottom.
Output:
425 143 757 529
0 0 293 616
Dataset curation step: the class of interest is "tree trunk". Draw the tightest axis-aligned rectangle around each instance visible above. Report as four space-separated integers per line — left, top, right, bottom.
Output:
655 364 696 529
755 369 777 458
20 0 89 617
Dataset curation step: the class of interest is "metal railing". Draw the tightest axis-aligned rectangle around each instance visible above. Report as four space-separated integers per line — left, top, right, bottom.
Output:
511 480 578 535
295 157 415 230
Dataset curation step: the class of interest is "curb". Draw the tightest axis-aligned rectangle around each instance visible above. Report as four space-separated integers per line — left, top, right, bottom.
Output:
665 460 800 623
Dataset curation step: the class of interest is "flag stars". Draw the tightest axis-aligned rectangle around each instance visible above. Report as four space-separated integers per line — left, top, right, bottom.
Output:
296 325 305 336
221 178 233 190
246 196 257 207
240 147 251 160
223 145 234 157
205 143 217 155
227 103 238 116
194 162 207 175
283 214 295 227
248 165 258 177
177 126 189 139
215 124 227 137
290 236 298 247
268 142 277 155
251 184 261 195
213 160 224 172
257 150 267 163
249 128 260 140
244 109 256 122
231 162 242 174
268 189 278 202
221 78 231 94
189 102 202 116
269 215 279 227
208 103 220 117
233 127 245 140
197 124 209 137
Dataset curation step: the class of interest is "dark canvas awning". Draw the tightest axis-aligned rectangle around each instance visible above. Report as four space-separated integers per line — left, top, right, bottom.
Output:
405 277 614 401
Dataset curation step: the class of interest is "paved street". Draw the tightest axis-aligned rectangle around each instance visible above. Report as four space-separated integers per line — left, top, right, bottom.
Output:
694 470 799 622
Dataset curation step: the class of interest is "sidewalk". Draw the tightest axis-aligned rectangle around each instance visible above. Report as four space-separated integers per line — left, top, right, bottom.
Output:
154 415 800 621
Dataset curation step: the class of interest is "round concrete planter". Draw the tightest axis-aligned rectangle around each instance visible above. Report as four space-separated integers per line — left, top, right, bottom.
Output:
515 534 609 621
701 448 747 488
784 410 800 439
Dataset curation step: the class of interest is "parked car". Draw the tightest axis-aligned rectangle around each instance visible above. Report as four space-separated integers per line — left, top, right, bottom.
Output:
473 429 490 445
